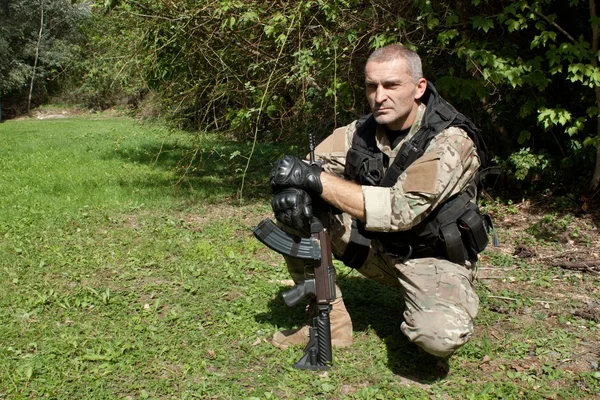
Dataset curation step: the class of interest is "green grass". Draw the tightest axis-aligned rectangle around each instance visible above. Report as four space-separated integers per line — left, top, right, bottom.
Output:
1 114 599 399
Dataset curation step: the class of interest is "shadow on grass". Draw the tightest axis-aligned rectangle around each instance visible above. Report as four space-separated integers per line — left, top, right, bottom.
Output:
106 137 300 202
256 276 449 382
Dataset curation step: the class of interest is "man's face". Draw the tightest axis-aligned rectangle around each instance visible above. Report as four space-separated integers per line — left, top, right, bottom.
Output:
365 59 426 131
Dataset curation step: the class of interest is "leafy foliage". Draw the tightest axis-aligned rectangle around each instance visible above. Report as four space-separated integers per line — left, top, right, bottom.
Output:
0 0 90 115
424 0 600 190
27 0 600 191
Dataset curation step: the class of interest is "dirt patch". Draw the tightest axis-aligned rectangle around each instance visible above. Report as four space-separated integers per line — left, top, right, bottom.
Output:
469 197 600 390
483 198 600 270
180 205 272 233
13 106 85 120
13 106 126 120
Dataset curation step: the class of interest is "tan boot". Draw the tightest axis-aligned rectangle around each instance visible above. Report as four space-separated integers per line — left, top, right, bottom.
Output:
272 298 353 349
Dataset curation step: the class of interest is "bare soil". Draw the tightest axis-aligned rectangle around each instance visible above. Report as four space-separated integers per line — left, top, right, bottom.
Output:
472 198 600 385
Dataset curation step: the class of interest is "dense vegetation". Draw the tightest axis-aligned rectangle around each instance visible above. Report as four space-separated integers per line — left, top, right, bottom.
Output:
0 0 89 113
2 0 599 193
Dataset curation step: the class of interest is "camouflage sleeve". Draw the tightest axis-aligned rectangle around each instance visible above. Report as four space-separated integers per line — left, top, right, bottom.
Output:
362 126 480 232
310 121 356 178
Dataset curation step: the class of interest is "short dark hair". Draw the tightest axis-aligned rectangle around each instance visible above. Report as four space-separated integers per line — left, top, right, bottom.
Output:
366 44 423 83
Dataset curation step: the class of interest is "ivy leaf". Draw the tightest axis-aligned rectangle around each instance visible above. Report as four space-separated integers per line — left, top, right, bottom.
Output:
566 117 586 136
545 48 561 67
538 107 572 129
427 17 440 30
241 10 259 23
531 31 557 49
264 25 275 37
446 13 459 26
519 100 536 118
472 16 494 33
437 29 459 46
567 63 586 83
506 16 527 32
518 130 531 144
583 137 598 147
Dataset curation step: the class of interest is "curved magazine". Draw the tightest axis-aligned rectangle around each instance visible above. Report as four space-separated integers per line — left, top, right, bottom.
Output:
252 218 321 260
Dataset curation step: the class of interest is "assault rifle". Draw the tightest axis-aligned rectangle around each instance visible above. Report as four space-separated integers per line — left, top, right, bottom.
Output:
253 136 337 370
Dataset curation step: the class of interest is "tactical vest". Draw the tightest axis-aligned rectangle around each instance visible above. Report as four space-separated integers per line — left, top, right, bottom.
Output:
338 82 496 268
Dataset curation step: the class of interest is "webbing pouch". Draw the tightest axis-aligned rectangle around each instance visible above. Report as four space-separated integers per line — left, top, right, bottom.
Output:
457 208 489 259
345 149 384 185
439 223 467 264
363 157 384 185
345 148 365 181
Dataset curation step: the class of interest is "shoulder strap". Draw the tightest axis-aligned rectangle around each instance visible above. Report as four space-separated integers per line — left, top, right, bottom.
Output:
379 83 490 189
379 84 456 187
351 114 377 151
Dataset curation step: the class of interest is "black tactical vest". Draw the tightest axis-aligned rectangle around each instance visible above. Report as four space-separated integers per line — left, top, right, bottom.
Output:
345 82 489 186
338 82 494 267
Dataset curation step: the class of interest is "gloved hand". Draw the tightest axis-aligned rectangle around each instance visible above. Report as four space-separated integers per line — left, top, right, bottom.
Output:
271 188 313 230
270 155 323 194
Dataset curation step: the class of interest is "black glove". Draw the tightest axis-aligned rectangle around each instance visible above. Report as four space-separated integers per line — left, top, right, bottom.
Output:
270 155 323 194
271 188 313 230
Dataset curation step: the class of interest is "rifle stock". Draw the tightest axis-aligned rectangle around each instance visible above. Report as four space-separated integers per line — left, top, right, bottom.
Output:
292 197 336 370
253 202 336 370
253 134 337 371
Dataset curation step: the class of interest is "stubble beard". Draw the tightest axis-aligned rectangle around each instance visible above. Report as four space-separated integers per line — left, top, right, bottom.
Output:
372 109 406 130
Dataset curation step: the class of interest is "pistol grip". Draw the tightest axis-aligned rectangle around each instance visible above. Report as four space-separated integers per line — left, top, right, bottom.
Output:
282 279 316 307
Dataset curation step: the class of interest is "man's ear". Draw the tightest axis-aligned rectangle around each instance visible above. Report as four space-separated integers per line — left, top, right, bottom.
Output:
415 78 427 100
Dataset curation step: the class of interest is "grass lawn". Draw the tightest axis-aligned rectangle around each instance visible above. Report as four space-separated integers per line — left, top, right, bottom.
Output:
1 111 599 399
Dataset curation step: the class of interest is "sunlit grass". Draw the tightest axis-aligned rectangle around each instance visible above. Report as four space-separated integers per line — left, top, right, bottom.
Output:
0 114 598 399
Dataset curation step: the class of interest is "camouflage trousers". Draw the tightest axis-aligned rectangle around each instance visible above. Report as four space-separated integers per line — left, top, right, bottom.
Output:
283 212 479 358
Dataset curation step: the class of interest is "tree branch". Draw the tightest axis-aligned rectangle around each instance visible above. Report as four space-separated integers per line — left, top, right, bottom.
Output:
525 5 577 44
28 0 44 115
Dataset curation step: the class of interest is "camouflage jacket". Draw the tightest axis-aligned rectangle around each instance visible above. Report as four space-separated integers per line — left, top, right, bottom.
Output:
313 103 481 233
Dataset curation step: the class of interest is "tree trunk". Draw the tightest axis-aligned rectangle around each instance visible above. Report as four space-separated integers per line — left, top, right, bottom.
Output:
28 0 44 116
589 0 600 191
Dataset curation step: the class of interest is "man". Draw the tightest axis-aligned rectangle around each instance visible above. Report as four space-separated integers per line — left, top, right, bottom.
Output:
269 44 490 358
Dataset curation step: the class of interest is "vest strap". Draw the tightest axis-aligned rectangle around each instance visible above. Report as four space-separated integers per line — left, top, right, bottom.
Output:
341 82 497 264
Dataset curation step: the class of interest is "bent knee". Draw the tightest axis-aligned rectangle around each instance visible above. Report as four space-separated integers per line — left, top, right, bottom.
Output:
401 309 474 358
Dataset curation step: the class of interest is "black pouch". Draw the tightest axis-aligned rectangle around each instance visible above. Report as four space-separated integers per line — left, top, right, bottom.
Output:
439 223 468 264
457 208 489 259
344 148 365 181
345 148 385 185
362 158 383 185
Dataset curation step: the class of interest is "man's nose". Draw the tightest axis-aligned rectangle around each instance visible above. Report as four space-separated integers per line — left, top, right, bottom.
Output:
375 85 387 103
